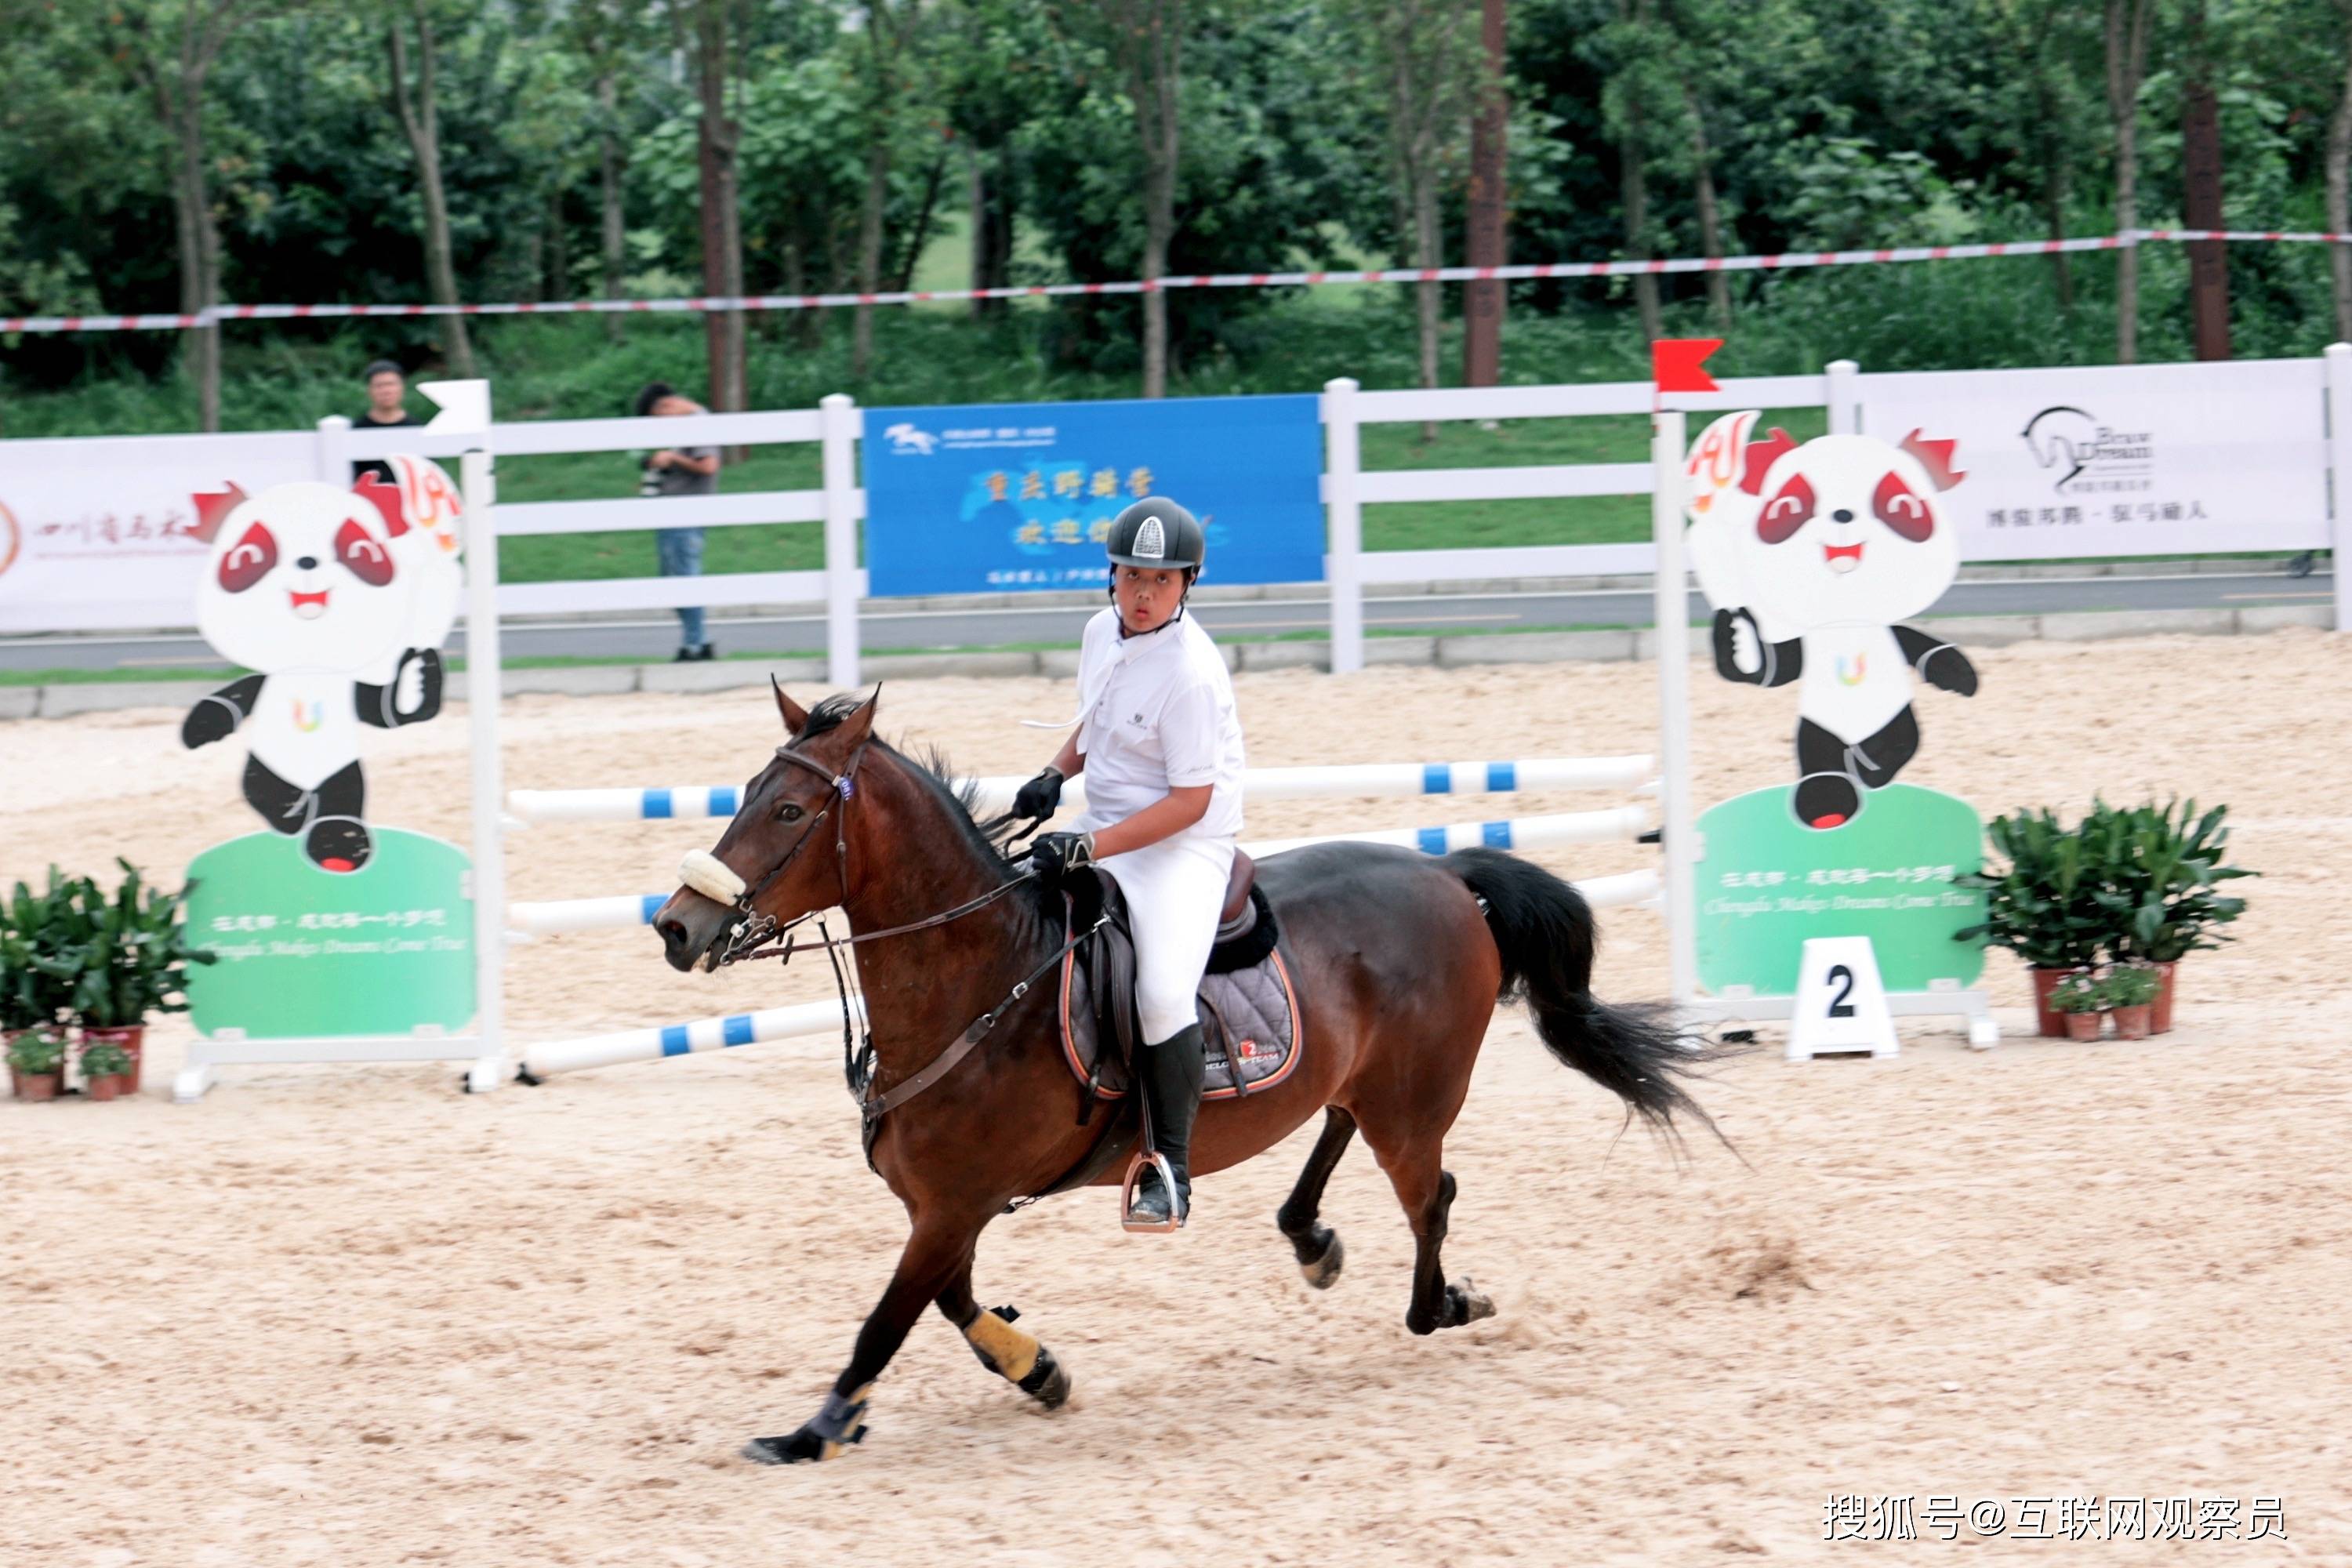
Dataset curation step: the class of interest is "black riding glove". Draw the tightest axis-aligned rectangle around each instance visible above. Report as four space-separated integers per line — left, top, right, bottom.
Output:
1012 766 1065 820
1030 831 1096 887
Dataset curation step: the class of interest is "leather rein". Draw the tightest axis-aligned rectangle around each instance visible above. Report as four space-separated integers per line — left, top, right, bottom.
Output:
705 737 1103 1131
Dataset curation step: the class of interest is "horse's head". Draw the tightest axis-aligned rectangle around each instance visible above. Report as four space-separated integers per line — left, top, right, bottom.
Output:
655 681 879 973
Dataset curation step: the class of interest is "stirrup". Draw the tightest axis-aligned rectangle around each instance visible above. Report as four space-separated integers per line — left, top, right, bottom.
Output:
1120 1150 1185 1234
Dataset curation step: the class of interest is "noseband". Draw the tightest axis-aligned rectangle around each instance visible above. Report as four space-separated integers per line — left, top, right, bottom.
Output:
690 739 869 965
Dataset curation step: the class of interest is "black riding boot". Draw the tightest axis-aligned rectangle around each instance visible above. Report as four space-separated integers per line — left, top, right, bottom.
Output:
1127 1022 1206 1229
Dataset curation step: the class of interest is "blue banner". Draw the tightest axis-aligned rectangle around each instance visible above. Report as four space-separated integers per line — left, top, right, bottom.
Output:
862 394 1326 597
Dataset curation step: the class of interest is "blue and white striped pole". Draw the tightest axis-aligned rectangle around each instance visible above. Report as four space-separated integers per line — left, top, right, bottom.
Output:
507 754 1657 826
523 997 856 1078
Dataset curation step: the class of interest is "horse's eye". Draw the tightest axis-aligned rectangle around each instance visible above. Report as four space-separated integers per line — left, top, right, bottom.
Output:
778 803 804 824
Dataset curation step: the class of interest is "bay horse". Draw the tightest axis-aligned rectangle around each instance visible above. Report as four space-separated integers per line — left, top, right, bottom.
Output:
653 685 1721 1465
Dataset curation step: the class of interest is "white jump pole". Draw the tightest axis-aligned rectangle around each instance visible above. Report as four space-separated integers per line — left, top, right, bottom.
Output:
2328 343 2352 634
507 753 1658 826
524 998 855 1079
510 808 1656 937
458 388 507 1094
1323 376 1365 674
820 393 861 687
1651 406 1699 1009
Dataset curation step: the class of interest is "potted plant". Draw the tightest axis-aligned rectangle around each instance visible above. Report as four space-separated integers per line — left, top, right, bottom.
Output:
2103 964 2160 1040
2049 970 2105 1041
2 870 83 1050
7 1027 67 1102
2094 799 2253 1034
78 1039 136 1101
1955 808 2112 1037
66 862 215 1094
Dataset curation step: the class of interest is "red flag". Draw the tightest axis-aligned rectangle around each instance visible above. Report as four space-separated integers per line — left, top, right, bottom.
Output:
1652 337 1723 394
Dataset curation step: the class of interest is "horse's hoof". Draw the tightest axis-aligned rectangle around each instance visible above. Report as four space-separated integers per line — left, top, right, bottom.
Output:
1020 1345 1073 1410
1446 1279 1497 1326
741 1423 863 1465
1300 1229 1345 1290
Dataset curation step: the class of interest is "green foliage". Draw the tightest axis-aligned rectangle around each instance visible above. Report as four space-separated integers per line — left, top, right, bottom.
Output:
2049 970 2104 1014
2087 798 2256 964
4 1027 67 1076
1954 808 2112 970
49 862 217 1031
78 1040 135 1079
0 870 89 1031
2100 963 2161 1008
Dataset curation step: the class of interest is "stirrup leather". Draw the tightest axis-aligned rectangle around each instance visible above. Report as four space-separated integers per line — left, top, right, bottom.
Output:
1120 1149 1185 1233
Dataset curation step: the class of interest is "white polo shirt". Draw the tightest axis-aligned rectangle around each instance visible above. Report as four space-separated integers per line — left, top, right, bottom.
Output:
1073 607 1244 840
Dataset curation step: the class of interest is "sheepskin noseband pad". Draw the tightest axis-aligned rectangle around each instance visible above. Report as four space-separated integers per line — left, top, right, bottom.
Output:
680 849 747 904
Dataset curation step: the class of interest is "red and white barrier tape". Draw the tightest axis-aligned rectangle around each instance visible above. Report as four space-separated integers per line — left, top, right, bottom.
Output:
0 228 2329 336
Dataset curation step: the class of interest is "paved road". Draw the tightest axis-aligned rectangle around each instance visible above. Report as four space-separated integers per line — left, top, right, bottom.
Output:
2 570 2332 674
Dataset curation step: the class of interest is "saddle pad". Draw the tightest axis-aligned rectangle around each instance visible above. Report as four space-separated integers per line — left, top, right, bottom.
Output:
1061 927 1302 1102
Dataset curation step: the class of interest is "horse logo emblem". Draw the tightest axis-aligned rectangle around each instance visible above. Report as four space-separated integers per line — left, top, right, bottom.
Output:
884 423 938 456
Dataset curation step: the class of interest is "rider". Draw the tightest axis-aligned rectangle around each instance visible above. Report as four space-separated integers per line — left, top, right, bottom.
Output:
1017 496 1245 1232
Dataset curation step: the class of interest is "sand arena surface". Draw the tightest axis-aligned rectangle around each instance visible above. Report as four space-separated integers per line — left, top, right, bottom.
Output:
3 628 2350 1564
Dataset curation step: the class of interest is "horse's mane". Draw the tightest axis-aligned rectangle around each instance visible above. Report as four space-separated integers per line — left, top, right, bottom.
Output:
793 692 1036 872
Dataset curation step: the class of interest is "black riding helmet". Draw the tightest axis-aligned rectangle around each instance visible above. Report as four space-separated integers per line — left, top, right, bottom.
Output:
1105 496 1206 575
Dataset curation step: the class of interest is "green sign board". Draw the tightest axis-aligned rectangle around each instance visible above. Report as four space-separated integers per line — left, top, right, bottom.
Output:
1694 783 1987 997
184 829 475 1039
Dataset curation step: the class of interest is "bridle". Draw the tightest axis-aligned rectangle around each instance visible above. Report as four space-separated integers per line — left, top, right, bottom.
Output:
687 733 1104 1138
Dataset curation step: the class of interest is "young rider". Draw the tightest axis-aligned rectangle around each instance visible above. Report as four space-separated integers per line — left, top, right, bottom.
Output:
1015 496 1246 1231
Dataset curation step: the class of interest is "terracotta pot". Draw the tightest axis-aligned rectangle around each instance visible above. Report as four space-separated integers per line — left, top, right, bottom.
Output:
2030 967 2089 1038
2063 1010 2103 1042
2113 1004 2152 1040
84 1073 122 1102
2148 963 2178 1034
79 1025 145 1096
10 1069 61 1102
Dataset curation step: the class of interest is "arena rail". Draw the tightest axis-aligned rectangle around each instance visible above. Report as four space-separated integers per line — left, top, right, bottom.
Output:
506 753 1657 826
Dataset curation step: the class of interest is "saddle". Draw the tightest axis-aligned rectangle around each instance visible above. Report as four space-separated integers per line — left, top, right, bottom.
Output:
1058 851 1303 1105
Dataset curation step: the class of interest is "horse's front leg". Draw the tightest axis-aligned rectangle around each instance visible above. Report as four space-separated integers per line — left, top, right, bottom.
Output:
935 1258 1075 1410
742 1213 980 1465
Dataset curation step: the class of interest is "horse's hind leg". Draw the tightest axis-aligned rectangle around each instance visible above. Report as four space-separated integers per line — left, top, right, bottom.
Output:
1362 1128 1496 1335
1276 1107 1356 1290
934 1256 1073 1410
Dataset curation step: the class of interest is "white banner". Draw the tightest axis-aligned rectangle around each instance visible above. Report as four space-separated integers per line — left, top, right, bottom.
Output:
0 429 323 633
1857 359 2331 561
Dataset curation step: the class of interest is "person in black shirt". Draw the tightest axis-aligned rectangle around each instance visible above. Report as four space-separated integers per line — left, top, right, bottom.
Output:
351 359 426 484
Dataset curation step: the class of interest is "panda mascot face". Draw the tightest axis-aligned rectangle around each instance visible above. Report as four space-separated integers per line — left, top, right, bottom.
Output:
1727 430 1964 632
194 477 416 675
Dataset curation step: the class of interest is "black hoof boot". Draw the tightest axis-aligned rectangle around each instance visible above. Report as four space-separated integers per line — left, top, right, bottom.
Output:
305 815 373 873
742 1387 869 1465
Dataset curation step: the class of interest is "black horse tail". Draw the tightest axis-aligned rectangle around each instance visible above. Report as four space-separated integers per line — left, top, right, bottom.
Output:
1446 847 1729 1145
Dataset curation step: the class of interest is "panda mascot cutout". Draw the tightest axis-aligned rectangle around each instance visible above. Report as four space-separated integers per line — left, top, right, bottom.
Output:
181 458 463 873
1684 413 1976 830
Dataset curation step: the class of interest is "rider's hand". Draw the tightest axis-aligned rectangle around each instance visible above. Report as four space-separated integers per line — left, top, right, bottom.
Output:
1012 766 1064 820
1030 831 1096 887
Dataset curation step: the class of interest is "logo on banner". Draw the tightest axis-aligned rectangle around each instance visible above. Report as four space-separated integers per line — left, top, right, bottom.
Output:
1133 516 1166 558
883 422 938 456
2021 405 2154 493
0 499 18 578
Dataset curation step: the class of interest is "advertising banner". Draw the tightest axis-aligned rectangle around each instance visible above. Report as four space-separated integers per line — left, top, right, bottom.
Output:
0 429 321 633
862 394 1327 597
1858 358 2330 561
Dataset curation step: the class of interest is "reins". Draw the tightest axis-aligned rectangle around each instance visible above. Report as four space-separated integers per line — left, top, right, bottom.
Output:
702 734 1095 1135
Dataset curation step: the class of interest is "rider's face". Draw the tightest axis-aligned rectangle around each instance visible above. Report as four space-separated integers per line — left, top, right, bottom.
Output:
1113 565 1185 633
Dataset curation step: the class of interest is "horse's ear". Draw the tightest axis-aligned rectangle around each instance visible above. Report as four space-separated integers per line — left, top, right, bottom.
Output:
836 684 882 747
770 676 809 735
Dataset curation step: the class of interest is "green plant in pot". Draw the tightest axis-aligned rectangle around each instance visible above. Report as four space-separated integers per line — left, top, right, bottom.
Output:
2 870 88 1040
2102 963 2161 1041
1955 808 2112 1037
2092 799 2253 1035
2049 969 2105 1041
65 861 215 1095
78 1039 135 1101
7 1026 67 1101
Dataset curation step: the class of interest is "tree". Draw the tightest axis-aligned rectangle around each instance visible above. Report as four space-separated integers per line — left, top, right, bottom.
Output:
387 3 477 376
670 0 746 417
1053 0 1190 397
2329 1 2352 337
1461 0 1508 383
104 0 278 431
853 0 928 380
2107 0 2158 362
1595 0 1671 343
1352 0 1481 423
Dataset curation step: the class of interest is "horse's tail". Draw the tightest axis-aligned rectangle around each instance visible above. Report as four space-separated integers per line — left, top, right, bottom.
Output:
1445 847 1730 1144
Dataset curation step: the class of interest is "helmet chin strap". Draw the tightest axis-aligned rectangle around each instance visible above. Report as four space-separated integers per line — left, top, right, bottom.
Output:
1111 568 1196 639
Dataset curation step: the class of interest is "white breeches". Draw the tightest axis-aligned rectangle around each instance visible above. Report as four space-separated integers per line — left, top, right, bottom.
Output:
1083 830 1237 1043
